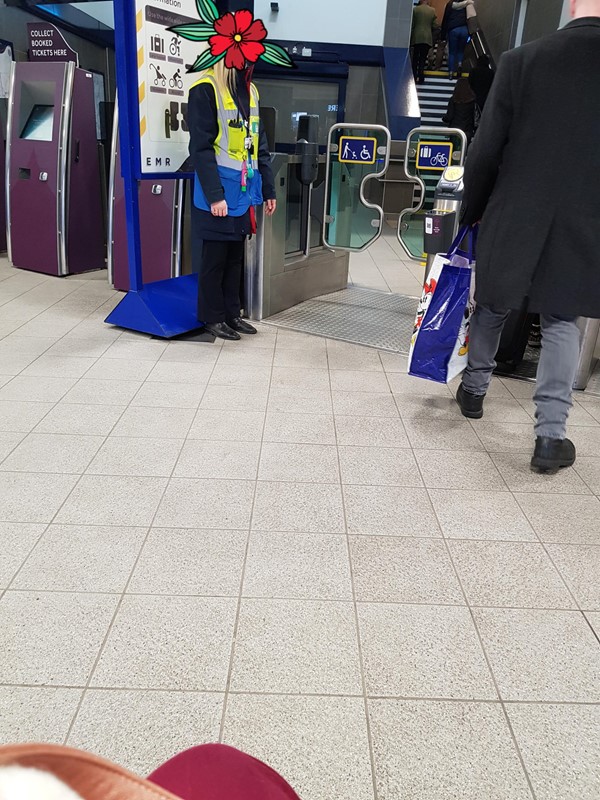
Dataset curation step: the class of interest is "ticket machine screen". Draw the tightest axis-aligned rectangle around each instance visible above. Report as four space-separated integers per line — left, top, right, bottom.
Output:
20 104 54 141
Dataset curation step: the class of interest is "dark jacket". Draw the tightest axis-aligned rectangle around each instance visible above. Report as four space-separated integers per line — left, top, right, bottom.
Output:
441 2 467 39
462 18 600 318
187 76 276 241
468 62 494 110
443 98 476 141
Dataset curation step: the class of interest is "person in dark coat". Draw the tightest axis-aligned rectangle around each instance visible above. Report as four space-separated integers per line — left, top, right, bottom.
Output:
442 77 476 142
187 64 276 341
456 2 600 473
468 54 494 112
441 0 469 76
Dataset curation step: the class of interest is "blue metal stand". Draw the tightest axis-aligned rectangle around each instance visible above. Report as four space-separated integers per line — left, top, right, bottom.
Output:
106 0 200 338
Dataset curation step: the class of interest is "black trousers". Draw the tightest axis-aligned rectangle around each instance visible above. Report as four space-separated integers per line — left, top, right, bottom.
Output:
412 43 431 82
197 239 245 324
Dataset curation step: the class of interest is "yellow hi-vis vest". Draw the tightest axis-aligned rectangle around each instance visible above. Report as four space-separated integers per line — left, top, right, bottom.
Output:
191 71 263 214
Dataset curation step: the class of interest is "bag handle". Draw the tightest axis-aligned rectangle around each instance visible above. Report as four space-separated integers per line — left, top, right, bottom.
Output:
447 224 478 262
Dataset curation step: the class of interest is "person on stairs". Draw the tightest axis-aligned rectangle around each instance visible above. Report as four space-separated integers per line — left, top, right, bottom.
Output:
441 0 470 77
456 0 600 474
411 0 437 85
442 77 476 143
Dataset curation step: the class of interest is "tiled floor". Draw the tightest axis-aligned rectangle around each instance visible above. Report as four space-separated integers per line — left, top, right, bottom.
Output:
1 252 600 800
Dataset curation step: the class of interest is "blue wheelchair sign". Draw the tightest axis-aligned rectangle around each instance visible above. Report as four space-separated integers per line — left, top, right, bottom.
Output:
339 136 377 164
417 141 454 171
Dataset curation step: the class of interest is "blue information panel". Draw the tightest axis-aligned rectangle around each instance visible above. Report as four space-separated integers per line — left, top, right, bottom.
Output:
416 141 454 171
338 136 377 164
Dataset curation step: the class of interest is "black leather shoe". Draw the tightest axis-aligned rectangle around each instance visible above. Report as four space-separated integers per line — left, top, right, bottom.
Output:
228 317 257 335
531 437 576 474
204 322 241 341
456 383 485 419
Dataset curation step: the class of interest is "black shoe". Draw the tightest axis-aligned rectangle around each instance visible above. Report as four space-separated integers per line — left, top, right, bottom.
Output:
531 437 576 474
456 383 485 419
204 322 241 341
228 317 257 335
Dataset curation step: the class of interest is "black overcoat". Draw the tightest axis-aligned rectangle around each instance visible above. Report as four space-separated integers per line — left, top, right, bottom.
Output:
462 17 600 318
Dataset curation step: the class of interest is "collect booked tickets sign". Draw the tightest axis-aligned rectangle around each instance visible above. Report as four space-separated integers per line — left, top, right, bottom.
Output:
27 23 79 64
135 0 205 174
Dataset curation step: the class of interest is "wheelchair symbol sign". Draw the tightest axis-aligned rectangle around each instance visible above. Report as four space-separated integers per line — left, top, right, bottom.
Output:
338 136 377 164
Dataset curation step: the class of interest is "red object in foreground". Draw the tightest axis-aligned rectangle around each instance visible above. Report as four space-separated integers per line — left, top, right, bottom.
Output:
149 744 301 800
209 10 267 70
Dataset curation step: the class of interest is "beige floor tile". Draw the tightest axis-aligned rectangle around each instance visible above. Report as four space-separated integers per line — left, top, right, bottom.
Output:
104 339 168 361
128 527 247 596
0 591 118 685
175 439 261 480
55 475 167 527
91 595 237 690
327 346 384 373
112 406 195 439
379 352 408 373
271 366 330 391
0 431 26 461
332 390 399 417
344 485 441 537
63 378 143 406
199 384 269 411
492 453 591 494
259 442 340 484
231 598 361 694
339 446 422 487
155 478 255 529
334 415 410 448
449 540 575 609
130 381 204 409
473 421 535 453
21 355 96 379
404 418 484 451
209 364 271 389
188 409 265 441
86 436 183 477
0 375 77 403
1 433 103 474
394 394 463 421
273 348 329 370
474 607 600 702
160 341 223 363
416 450 507 491
264 412 336 444
223 694 373 800
67 689 222 777
0 400 55 433
0 471 79 523
146 360 213 385
546 544 600 610
13 524 146 593
574 457 600 493
252 481 345 533
330 370 389 393
568 426 600 457
369 699 532 799
515 493 600 544
0 686 82 744
243 531 352 600
216 347 274 367
350 536 463 604
274 331 327 351
507 703 600 800
387 373 451 396
268 386 333 415
84 357 155 382
359 603 496 699
0 522 46 588
430 489 536 541
34 403 126 436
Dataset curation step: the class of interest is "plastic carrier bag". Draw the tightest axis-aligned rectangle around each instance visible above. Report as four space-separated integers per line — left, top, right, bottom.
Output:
408 226 477 384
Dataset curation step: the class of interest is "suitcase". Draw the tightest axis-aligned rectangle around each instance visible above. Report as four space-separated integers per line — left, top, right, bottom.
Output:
494 307 536 372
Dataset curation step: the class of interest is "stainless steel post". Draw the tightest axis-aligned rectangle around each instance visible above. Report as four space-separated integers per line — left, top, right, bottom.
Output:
573 317 600 391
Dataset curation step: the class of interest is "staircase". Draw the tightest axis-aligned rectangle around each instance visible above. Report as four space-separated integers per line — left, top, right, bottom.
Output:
416 71 457 127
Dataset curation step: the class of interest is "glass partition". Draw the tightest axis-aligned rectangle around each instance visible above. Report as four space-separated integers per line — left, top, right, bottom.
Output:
397 128 467 261
323 124 391 252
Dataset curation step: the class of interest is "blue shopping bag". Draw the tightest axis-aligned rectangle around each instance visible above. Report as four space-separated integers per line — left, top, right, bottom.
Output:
408 226 477 384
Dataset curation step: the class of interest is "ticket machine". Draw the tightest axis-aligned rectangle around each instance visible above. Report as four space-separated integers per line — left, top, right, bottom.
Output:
6 61 104 275
107 102 183 291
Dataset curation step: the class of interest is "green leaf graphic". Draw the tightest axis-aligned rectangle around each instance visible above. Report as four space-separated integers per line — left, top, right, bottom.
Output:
196 0 219 23
168 23 215 42
187 50 225 73
260 42 295 68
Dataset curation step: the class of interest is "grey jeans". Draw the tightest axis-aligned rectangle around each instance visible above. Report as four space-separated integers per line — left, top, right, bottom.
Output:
462 305 581 439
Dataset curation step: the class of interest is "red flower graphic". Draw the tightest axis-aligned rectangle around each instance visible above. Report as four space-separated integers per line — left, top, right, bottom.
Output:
209 10 267 70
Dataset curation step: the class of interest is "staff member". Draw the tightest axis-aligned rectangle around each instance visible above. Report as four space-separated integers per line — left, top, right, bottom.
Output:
187 60 276 341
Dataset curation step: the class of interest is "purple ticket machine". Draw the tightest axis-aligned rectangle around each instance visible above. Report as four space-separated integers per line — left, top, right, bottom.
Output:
6 61 104 275
107 101 183 291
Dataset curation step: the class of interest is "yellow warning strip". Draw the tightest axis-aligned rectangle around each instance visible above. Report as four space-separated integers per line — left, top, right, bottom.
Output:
136 10 143 31
140 116 147 137
139 82 145 103
137 47 144 69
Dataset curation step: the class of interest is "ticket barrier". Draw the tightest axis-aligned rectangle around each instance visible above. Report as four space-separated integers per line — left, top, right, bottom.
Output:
107 102 183 291
6 61 104 275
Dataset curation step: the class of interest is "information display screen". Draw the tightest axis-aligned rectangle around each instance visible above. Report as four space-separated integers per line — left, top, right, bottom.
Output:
20 104 54 141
